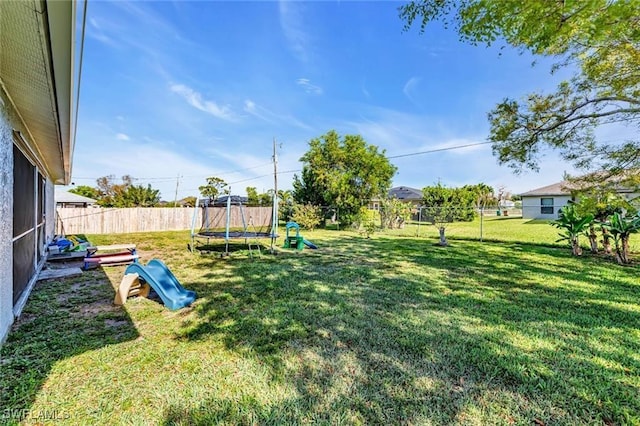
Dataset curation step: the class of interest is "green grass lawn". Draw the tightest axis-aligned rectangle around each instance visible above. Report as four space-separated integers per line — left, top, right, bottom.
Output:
1 226 639 425
386 216 640 251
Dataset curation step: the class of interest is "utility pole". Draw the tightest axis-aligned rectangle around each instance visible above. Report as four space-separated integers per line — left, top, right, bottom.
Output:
271 138 278 252
173 174 181 207
173 174 181 228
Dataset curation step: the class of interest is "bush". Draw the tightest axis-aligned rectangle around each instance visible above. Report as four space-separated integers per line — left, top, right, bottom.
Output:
353 207 378 237
291 204 323 230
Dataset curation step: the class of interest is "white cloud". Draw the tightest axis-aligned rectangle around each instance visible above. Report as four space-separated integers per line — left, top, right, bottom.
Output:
339 104 580 194
115 133 130 141
403 76 421 102
243 99 275 124
244 99 256 112
170 84 236 121
279 1 311 62
361 83 371 99
87 17 117 47
296 78 323 95
243 99 313 130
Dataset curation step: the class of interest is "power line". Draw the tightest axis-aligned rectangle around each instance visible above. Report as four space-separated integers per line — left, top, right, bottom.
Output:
386 137 635 160
225 169 300 186
70 161 273 182
71 129 637 186
180 169 301 195
388 141 494 159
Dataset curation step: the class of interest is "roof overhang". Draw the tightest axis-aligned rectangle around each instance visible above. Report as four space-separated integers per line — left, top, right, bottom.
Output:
0 0 75 184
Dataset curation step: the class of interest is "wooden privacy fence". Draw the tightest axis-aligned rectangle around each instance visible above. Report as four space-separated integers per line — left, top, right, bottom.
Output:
56 206 273 235
201 206 272 230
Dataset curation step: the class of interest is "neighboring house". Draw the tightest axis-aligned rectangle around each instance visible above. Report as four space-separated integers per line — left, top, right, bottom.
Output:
388 186 423 206
520 180 639 219
520 181 573 219
0 1 75 343
369 186 423 210
55 190 97 208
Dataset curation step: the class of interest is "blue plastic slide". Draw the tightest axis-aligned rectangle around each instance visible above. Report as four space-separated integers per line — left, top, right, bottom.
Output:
125 259 196 310
303 239 318 249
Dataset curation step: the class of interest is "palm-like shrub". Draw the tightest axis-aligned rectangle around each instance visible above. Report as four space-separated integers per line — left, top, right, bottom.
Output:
552 204 594 256
601 212 640 264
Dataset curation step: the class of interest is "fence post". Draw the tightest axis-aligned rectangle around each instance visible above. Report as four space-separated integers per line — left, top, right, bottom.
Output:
417 207 422 237
480 207 484 242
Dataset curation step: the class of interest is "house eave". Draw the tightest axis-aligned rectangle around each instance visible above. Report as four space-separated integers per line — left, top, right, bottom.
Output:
47 0 76 184
0 0 75 184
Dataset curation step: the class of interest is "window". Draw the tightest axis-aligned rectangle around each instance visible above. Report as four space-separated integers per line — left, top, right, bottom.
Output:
541 198 554 215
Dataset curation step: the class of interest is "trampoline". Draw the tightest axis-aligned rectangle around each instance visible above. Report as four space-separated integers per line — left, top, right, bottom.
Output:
190 193 277 256
197 231 271 239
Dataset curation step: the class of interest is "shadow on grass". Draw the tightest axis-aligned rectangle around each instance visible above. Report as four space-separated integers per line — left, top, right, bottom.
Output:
163 235 639 424
523 219 553 225
0 263 139 418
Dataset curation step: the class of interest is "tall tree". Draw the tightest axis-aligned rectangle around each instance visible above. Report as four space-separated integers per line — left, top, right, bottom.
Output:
399 1 640 186
464 183 496 211
68 185 100 200
246 187 259 205
292 130 397 225
278 189 295 221
199 177 228 203
259 190 273 206
95 175 134 207
123 184 161 207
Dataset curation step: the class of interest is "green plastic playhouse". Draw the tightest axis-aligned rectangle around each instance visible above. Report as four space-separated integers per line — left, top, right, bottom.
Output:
283 222 305 250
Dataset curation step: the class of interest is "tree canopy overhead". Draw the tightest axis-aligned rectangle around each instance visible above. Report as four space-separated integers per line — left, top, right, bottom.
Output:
293 130 397 225
399 0 640 186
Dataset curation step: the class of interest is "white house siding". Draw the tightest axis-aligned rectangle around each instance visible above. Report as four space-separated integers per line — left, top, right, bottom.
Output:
0 95 15 343
45 181 55 238
522 195 572 219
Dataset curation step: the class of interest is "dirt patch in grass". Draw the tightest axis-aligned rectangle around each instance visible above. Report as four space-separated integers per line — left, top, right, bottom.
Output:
75 301 119 317
105 319 130 328
56 284 104 304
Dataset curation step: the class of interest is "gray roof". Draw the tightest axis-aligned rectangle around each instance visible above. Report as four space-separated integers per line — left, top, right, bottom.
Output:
520 181 571 197
55 189 97 204
520 178 637 197
199 195 249 206
388 186 422 200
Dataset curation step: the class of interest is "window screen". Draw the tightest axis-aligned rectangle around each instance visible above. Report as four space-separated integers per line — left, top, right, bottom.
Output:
13 144 35 237
13 145 37 305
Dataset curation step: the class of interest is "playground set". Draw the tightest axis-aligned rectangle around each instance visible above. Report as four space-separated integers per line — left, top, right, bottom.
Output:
190 193 278 256
283 222 317 250
116 259 196 310
47 234 195 310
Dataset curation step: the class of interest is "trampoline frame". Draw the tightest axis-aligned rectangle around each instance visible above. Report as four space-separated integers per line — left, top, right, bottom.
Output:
190 193 277 256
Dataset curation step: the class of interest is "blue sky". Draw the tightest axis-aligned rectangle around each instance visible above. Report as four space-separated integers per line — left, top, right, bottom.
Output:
71 0 582 201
